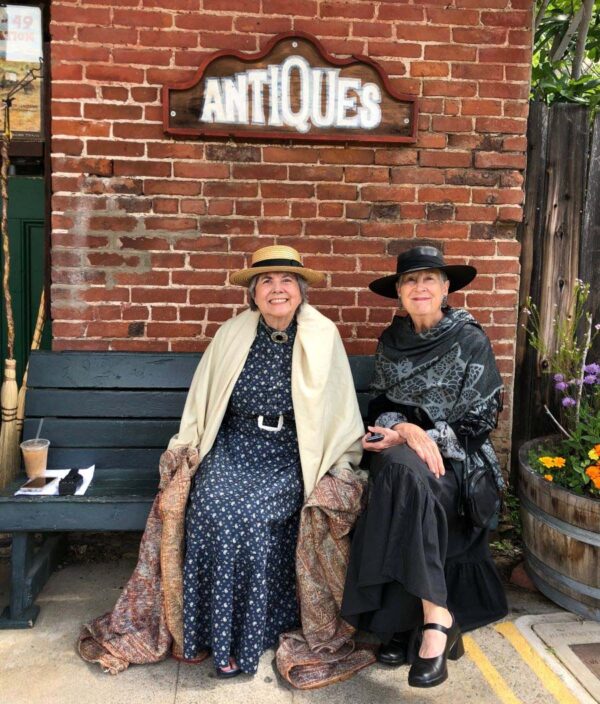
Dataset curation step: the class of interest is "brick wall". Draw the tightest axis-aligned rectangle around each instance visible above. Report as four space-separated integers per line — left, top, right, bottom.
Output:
49 0 534 466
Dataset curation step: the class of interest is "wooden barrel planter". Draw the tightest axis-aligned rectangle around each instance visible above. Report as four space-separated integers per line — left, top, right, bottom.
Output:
518 437 600 621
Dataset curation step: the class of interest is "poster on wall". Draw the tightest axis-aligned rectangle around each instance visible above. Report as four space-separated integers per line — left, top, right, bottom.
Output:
0 4 43 139
164 32 418 144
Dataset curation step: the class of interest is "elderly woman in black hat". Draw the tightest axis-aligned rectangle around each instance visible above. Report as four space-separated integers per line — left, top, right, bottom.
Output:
341 246 507 688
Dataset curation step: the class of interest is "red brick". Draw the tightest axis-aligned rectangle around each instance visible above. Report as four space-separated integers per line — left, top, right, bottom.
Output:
112 48 172 66
479 47 532 63
113 123 164 140
261 183 315 199
113 8 173 27
204 182 258 198
262 146 318 164
144 180 201 196
482 10 531 27
367 41 422 59
423 80 477 97
131 87 159 102
461 99 502 116
476 117 527 134
397 25 450 42
87 140 145 158
89 216 137 232
416 222 469 238
480 81 530 99
431 115 473 133
139 29 198 48
474 152 527 169
84 104 143 121
174 162 230 179
345 167 389 183
391 167 445 185
322 1 375 19
53 43 110 63
425 45 476 61
452 63 503 80
453 27 507 44
420 151 472 168
288 165 344 181
262 0 317 16
411 62 449 78
86 65 145 83
361 185 415 202
418 186 471 203
208 200 234 216
145 217 198 232
234 16 291 33
378 5 424 22
369 150 416 168
455 205 498 221
78 26 138 45
426 8 480 25
52 4 111 24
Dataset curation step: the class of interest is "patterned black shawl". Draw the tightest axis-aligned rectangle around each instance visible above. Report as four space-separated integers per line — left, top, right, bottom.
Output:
372 308 504 487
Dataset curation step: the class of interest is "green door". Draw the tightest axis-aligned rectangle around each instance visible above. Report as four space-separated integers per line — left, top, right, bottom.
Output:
0 176 49 385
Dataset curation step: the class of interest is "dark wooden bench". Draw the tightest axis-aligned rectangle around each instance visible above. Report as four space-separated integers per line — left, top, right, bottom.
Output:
0 350 375 628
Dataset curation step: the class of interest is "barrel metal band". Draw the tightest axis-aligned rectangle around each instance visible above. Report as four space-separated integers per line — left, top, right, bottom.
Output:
524 549 600 600
520 493 600 548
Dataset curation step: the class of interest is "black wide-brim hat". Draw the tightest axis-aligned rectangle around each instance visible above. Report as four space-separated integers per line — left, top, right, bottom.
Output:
369 246 477 299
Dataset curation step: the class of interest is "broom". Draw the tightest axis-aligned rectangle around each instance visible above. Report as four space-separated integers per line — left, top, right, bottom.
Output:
16 289 46 435
0 131 19 488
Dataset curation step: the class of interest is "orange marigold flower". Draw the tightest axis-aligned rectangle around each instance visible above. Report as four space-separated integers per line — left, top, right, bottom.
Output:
585 466 600 489
543 474 554 482
553 457 566 468
539 456 555 468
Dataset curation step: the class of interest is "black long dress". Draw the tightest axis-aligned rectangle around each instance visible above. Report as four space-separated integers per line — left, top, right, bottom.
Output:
341 309 508 642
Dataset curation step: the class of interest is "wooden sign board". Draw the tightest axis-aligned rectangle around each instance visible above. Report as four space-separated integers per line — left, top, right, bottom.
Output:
163 32 418 144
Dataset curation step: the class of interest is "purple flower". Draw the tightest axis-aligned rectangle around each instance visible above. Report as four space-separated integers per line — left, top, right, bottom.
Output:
553 373 565 382
562 397 577 407
584 363 600 375
555 381 568 391
583 375 597 385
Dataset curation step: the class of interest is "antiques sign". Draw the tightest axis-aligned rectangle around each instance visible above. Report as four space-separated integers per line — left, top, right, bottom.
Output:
163 32 417 144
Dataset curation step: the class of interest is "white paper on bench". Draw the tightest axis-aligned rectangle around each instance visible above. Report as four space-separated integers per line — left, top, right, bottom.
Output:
15 466 95 496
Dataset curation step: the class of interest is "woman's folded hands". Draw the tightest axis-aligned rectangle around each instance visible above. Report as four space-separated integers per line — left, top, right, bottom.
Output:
363 423 445 479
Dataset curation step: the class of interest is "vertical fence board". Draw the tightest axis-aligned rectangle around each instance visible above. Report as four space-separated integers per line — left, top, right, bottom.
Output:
538 104 589 360
512 103 593 477
580 112 600 360
512 102 550 475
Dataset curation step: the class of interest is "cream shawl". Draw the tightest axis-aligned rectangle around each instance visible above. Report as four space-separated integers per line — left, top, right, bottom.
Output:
168 304 364 497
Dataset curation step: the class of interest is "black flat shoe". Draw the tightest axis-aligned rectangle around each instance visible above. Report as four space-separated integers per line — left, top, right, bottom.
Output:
377 632 411 667
408 616 464 688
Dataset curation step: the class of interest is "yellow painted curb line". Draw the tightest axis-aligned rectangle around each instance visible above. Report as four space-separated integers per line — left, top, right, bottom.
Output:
463 635 523 704
494 622 580 704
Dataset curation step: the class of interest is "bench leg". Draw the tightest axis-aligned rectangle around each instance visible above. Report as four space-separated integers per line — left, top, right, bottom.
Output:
0 532 65 629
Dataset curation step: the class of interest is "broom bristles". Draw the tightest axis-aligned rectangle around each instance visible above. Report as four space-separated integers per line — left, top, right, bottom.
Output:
0 359 20 489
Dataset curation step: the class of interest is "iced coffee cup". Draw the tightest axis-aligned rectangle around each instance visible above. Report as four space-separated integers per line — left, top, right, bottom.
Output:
20 438 50 479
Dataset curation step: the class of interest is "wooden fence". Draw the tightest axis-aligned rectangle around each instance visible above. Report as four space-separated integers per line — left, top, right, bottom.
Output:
512 102 600 474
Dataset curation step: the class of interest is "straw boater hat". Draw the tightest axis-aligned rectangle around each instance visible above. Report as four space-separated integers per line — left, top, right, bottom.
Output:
230 245 325 287
369 246 477 299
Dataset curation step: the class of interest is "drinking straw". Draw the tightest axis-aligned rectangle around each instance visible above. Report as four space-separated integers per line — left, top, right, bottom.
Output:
35 418 43 440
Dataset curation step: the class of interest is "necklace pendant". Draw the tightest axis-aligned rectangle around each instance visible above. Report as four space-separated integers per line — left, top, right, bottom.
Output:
271 330 288 344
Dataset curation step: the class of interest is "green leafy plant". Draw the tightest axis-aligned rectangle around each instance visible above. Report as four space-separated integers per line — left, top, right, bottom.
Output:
532 0 600 111
524 280 600 497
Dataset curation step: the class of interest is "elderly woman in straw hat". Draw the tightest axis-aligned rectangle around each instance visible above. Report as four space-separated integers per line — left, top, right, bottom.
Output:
167 245 364 678
341 246 508 689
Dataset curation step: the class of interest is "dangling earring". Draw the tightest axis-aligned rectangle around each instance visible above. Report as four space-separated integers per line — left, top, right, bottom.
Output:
442 294 448 308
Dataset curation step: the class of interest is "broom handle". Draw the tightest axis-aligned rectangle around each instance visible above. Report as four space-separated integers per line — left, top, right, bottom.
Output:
16 289 46 429
1 134 15 360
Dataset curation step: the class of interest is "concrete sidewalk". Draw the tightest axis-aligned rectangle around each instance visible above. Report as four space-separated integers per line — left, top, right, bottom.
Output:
0 558 596 704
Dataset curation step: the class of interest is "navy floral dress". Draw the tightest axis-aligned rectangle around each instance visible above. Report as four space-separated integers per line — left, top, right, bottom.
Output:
183 318 303 674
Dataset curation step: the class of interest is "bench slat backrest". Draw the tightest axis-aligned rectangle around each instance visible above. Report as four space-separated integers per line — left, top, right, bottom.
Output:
24 351 375 472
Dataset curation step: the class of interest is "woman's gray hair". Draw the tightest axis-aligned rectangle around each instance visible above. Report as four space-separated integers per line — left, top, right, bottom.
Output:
247 272 308 311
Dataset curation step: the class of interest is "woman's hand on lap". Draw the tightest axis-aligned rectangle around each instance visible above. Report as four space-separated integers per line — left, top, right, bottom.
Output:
362 426 401 452
393 423 445 478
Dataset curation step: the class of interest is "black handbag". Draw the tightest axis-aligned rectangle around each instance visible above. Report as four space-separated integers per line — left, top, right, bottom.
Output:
463 464 501 528
454 437 501 529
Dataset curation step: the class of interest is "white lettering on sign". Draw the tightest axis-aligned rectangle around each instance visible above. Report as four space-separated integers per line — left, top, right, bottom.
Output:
200 55 382 133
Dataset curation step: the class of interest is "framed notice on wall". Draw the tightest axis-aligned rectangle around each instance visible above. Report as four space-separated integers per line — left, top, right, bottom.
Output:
0 4 43 139
164 32 418 144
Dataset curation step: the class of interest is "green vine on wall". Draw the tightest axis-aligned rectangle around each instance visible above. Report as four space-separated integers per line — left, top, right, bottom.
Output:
532 0 600 111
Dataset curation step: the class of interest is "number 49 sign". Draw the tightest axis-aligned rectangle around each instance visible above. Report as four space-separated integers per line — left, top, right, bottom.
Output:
163 32 418 145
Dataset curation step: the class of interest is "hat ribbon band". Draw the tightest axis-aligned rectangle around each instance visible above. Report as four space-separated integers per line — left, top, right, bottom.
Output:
251 258 303 269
